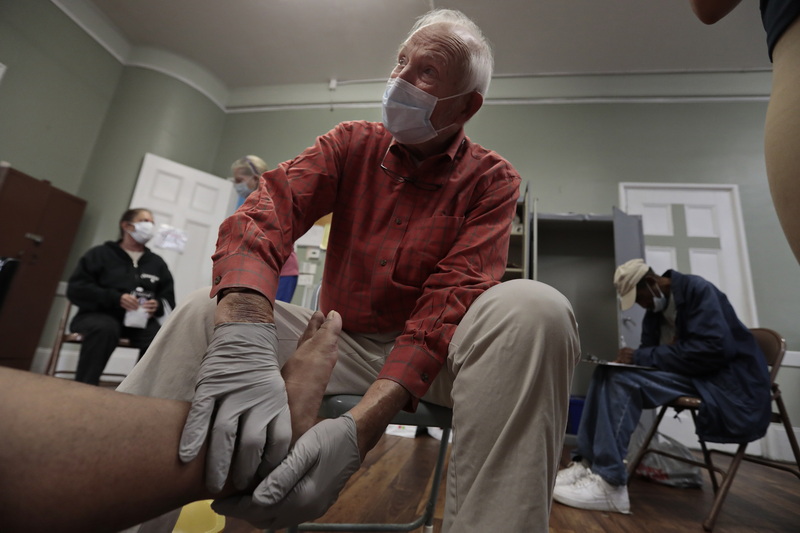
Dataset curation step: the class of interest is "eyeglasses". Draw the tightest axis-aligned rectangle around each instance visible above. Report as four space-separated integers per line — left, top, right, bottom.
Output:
380 148 443 191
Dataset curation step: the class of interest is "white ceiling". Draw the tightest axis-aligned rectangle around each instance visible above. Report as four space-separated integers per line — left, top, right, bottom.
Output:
59 0 771 93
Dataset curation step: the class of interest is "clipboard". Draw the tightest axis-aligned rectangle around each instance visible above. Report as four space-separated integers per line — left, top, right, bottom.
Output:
582 354 656 371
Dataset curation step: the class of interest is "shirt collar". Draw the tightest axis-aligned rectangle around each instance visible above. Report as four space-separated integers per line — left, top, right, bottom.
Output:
388 128 469 165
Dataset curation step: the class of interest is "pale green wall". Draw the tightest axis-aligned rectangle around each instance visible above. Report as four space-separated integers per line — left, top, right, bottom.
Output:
213 108 382 178
70 66 225 269
0 1 226 274
1 0 797 420
0 0 122 193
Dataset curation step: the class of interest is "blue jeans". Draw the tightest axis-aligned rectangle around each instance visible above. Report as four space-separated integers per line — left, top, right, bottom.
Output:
275 275 298 303
576 365 698 486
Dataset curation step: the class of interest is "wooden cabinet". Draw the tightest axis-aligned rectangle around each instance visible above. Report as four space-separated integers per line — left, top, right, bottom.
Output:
0 166 86 371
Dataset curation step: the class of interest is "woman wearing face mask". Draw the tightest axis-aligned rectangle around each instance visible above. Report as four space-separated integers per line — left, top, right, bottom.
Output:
230 156 300 303
66 208 176 385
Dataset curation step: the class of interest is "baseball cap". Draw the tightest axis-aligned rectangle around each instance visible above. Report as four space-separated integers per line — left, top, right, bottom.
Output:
614 259 650 310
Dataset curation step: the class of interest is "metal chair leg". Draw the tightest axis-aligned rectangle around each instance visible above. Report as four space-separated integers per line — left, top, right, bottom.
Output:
626 405 669 478
702 443 748 532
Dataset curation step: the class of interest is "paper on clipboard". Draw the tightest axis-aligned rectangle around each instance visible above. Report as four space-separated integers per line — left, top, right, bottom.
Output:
582 354 656 370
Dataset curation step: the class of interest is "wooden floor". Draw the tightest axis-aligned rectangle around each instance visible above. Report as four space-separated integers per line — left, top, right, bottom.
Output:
224 431 800 533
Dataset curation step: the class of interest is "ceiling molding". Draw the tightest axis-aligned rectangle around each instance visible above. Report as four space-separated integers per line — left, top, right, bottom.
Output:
52 0 230 109
126 47 229 110
51 0 773 113
51 0 131 62
227 71 771 112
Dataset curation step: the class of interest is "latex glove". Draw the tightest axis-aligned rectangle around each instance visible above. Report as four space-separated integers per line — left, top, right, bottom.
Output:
179 322 292 493
211 413 361 529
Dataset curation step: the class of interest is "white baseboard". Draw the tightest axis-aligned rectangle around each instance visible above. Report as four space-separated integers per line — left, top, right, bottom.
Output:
33 345 138 381
783 350 800 368
762 422 800 462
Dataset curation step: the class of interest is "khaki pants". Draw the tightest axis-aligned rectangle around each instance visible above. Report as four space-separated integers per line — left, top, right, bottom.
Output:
120 278 580 532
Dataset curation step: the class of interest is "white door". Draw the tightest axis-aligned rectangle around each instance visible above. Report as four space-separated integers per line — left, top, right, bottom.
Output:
620 182 761 455
130 153 236 305
619 183 757 326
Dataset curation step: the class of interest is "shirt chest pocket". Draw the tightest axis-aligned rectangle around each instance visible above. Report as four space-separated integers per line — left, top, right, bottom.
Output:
393 215 464 287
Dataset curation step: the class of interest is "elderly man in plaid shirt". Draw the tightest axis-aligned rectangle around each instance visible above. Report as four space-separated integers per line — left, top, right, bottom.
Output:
120 8 579 532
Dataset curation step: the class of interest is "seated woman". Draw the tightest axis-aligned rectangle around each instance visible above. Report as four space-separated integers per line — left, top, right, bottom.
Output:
67 208 175 385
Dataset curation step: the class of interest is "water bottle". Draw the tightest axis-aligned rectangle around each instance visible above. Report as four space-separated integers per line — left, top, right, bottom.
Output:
125 287 153 328
132 286 154 305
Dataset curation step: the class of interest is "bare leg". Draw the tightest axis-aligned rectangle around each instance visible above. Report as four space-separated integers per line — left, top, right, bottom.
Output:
765 17 800 264
0 367 219 533
282 310 342 444
0 312 342 533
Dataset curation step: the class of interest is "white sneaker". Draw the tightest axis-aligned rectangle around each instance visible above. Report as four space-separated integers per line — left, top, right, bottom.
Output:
555 461 590 488
552 472 631 514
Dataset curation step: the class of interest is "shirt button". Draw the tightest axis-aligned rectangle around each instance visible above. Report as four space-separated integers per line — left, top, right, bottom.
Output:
395 217 402 225
213 276 221 284
421 373 430 383
380 259 387 266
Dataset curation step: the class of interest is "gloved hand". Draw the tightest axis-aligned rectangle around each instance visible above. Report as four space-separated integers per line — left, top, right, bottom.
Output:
211 413 361 529
179 322 291 493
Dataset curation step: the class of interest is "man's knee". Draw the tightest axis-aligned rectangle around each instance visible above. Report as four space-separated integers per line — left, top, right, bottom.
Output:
485 279 575 327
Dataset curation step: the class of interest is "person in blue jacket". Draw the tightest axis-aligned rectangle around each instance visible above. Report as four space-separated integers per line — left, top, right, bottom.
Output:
553 258 771 514
67 208 176 385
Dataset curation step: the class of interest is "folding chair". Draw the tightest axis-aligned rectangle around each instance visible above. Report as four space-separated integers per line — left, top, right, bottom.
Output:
283 284 452 531
44 301 132 387
626 327 800 531
284 394 452 533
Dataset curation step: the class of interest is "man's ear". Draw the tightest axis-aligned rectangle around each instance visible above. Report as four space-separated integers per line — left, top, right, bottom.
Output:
459 91 484 123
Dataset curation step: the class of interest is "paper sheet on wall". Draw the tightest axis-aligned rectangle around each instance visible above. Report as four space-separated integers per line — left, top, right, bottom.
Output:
150 224 188 253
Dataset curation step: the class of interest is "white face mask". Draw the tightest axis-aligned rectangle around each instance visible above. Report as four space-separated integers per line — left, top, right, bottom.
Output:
234 181 253 198
128 221 155 244
381 77 470 145
649 284 668 313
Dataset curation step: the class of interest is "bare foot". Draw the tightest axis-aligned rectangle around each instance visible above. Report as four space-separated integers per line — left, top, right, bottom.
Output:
281 310 342 444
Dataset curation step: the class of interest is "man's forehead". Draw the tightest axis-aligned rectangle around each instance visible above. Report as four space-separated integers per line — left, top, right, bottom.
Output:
404 23 459 49
401 25 470 67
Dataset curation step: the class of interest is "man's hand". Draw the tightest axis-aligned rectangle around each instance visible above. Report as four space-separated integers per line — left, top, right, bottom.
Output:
615 347 635 364
211 413 361 529
179 322 291 493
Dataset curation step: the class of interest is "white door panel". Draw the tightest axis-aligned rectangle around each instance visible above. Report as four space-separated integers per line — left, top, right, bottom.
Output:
620 183 757 327
130 153 235 305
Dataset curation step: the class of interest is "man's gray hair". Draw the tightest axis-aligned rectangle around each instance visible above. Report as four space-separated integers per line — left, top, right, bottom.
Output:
404 9 494 95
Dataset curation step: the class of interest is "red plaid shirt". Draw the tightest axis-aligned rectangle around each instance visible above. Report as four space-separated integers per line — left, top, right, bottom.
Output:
212 121 520 404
